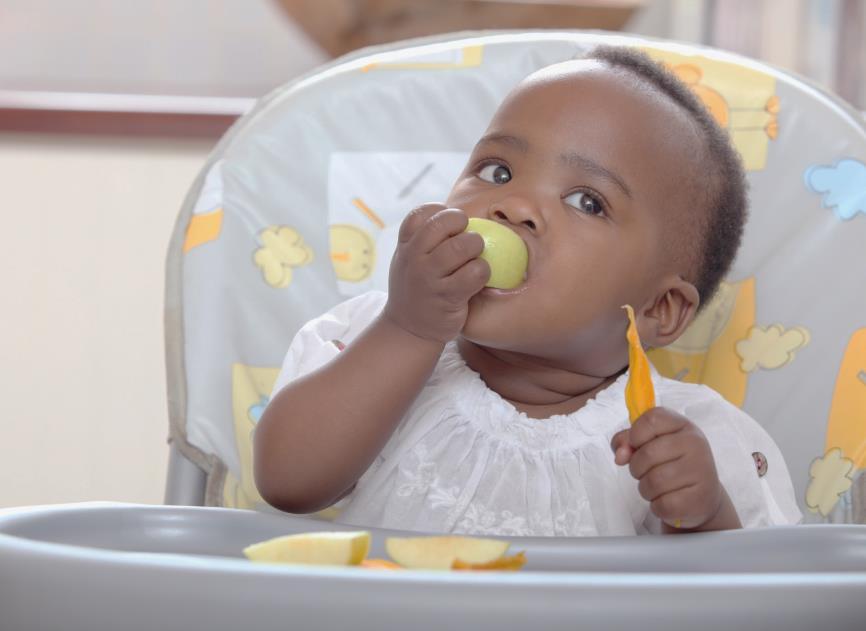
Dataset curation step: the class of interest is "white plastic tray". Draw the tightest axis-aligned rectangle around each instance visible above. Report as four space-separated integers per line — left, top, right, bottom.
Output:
1 502 865 630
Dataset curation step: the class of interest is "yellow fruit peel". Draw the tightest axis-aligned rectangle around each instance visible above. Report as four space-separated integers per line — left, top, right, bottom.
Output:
452 551 527 571
623 305 655 424
360 558 405 570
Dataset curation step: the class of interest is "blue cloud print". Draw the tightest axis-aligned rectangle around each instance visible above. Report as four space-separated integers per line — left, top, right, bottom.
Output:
804 158 866 220
247 396 269 423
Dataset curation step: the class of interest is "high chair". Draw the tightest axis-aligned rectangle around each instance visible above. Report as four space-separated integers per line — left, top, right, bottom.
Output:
2 30 866 631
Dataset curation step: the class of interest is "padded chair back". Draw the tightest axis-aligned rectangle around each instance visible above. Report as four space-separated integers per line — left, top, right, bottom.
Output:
165 31 866 523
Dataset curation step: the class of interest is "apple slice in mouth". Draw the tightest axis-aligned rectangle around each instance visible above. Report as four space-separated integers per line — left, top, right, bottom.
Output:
464 218 529 290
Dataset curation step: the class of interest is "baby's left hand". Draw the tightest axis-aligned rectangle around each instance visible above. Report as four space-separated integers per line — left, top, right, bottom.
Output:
610 407 724 531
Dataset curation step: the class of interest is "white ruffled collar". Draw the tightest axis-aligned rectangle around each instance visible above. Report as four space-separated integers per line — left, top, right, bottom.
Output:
432 341 663 451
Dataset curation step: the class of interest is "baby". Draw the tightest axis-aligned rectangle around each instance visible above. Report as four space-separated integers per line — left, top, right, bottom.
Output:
254 46 801 536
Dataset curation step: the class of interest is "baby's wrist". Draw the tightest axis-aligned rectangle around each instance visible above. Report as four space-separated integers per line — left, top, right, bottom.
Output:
375 312 448 354
668 485 740 534
700 491 740 532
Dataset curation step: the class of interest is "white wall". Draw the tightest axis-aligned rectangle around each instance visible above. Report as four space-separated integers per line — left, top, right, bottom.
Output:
0 134 212 507
0 0 325 509
1 0 326 96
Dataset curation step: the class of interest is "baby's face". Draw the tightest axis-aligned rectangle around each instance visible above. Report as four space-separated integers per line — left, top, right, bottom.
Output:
447 60 703 375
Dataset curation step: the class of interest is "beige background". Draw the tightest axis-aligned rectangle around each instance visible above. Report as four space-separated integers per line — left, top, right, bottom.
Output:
0 0 326 509
0 135 212 507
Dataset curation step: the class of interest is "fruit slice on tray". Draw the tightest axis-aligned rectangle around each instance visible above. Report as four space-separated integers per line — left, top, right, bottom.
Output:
385 535 524 570
243 531 526 571
243 531 370 566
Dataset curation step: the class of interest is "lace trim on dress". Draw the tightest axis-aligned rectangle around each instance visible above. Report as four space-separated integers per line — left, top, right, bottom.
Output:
431 342 654 451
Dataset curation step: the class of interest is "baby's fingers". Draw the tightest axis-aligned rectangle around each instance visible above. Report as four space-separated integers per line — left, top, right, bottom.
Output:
637 459 692 502
628 408 689 450
627 433 683 480
442 257 490 303
429 231 485 276
610 429 635 465
398 203 448 244
410 208 469 255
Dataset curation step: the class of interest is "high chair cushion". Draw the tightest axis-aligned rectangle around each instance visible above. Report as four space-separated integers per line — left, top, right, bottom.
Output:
165 30 866 523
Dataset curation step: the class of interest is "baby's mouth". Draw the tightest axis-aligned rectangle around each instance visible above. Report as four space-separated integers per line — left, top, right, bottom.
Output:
481 254 531 296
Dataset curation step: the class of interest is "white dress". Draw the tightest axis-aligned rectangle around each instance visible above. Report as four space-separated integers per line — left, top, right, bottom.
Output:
270 291 802 536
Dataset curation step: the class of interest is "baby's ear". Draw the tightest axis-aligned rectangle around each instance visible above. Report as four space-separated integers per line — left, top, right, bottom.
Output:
640 276 700 348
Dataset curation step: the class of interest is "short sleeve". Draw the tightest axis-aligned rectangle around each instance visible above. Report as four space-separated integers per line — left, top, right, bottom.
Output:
270 290 388 398
726 404 803 526
683 387 803 528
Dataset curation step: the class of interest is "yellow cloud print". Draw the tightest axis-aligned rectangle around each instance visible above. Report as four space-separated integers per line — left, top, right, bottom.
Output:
643 48 778 171
329 223 376 282
806 448 855 516
254 226 314 288
735 324 810 372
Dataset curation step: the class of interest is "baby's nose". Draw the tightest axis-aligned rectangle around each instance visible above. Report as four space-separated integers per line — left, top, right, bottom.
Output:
488 196 544 233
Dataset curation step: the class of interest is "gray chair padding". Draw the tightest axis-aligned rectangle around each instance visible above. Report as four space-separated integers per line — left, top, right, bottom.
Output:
163 30 866 526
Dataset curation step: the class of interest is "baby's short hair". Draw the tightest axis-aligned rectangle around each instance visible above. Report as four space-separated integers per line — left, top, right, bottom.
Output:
586 45 748 308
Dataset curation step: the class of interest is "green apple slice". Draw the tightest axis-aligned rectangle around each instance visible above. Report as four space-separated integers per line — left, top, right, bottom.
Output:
243 531 370 566
465 217 528 290
385 535 510 570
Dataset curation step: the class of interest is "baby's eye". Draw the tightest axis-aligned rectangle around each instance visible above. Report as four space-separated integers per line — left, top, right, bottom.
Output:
477 163 512 185
564 190 605 216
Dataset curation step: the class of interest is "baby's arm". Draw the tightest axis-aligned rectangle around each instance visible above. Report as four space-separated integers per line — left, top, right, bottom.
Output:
254 203 489 514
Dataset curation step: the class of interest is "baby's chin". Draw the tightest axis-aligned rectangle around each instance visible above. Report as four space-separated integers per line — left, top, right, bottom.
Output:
460 292 522 348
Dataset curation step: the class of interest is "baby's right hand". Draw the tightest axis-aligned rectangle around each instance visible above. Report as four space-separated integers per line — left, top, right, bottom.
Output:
383 203 490 344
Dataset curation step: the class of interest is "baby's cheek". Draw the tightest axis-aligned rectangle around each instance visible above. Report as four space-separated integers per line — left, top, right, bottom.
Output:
443 179 467 206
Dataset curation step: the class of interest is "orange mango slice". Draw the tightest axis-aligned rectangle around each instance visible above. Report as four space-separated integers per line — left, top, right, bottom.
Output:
623 305 655 424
